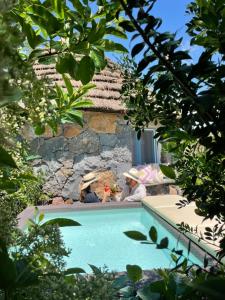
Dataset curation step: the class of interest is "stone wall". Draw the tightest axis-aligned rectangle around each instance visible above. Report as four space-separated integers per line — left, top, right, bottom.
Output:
29 112 132 200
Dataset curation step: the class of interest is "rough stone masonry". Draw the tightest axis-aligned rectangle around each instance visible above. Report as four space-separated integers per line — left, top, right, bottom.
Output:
27 111 133 200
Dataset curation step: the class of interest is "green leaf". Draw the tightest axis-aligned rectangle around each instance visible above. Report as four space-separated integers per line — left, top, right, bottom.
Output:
0 146 17 168
124 231 147 241
126 264 142 283
131 42 145 57
89 264 101 275
88 21 106 43
155 32 173 44
90 48 107 71
70 0 85 15
56 54 79 80
41 218 81 227
171 253 178 263
157 237 169 249
62 74 73 96
137 55 155 73
79 83 96 92
64 267 86 275
137 285 160 300
22 23 44 49
27 5 62 35
62 109 83 126
55 84 64 104
131 32 140 42
99 40 128 53
77 56 95 85
105 27 127 39
71 100 93 108
171 51 192 61
112 275 129 289
159 164 176 180
38 213 44 223
119 20 135 32
52 0 64 18
70 83 95 102
149 226 158 243
71 41 89 55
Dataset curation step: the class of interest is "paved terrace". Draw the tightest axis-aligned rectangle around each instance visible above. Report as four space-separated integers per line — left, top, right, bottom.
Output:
142 195 222 262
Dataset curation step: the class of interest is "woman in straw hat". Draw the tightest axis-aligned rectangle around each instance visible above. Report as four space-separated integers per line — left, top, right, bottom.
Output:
80 174 100 203
80 173 110 203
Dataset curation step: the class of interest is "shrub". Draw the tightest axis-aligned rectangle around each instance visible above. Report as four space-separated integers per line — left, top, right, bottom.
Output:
72 267 117 300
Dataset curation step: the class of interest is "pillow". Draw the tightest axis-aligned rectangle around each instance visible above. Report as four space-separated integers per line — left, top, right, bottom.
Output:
136 164 165 185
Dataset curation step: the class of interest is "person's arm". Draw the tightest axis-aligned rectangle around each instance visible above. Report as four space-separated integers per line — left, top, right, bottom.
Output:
124 185 146 202
120 185 130 201
102 190 111 203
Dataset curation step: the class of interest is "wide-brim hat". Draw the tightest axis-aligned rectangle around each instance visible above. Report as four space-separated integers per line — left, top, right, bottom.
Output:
82 172 98 182
80 177 98 190
123 168 141 183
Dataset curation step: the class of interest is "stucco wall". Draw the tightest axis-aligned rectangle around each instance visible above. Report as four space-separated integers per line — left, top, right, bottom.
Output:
29 111 132 200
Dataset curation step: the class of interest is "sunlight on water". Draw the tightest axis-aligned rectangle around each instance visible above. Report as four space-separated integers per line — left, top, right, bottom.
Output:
44 208 202 273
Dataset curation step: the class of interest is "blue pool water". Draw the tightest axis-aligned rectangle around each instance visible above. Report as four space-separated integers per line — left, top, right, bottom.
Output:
43 208 202 272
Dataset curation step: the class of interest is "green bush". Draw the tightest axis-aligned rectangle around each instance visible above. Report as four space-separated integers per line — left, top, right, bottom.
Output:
71 267 117 300
7 166 51 214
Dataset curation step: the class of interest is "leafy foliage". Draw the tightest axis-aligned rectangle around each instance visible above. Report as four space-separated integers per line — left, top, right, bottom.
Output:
13 0 127 85
71 266 117 300
119 225 225 300
119 0 225 256
0 206 71 299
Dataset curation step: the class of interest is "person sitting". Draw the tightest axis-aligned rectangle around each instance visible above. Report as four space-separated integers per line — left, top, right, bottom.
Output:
80 174 110 203
80 176 100 203
102 168 146 202
120 168 146 202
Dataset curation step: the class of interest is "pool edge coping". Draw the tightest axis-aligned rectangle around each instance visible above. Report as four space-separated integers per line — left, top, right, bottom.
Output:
142 200 223 264
17 202 142 229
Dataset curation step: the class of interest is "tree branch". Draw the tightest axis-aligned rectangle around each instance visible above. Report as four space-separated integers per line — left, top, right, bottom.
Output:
36 50 67 59
119 0 197 100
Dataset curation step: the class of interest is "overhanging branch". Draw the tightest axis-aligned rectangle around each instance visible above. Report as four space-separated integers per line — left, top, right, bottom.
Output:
119 0 197 101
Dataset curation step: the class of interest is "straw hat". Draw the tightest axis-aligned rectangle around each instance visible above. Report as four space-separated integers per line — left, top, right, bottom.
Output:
80 176 98 190
123 168 141 183
82 172 98 182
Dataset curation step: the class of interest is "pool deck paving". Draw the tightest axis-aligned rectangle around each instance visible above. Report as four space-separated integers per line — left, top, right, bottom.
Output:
142 195 221 261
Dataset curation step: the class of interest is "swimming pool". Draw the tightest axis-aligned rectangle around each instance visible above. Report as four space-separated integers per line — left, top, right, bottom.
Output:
43 207 203 273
